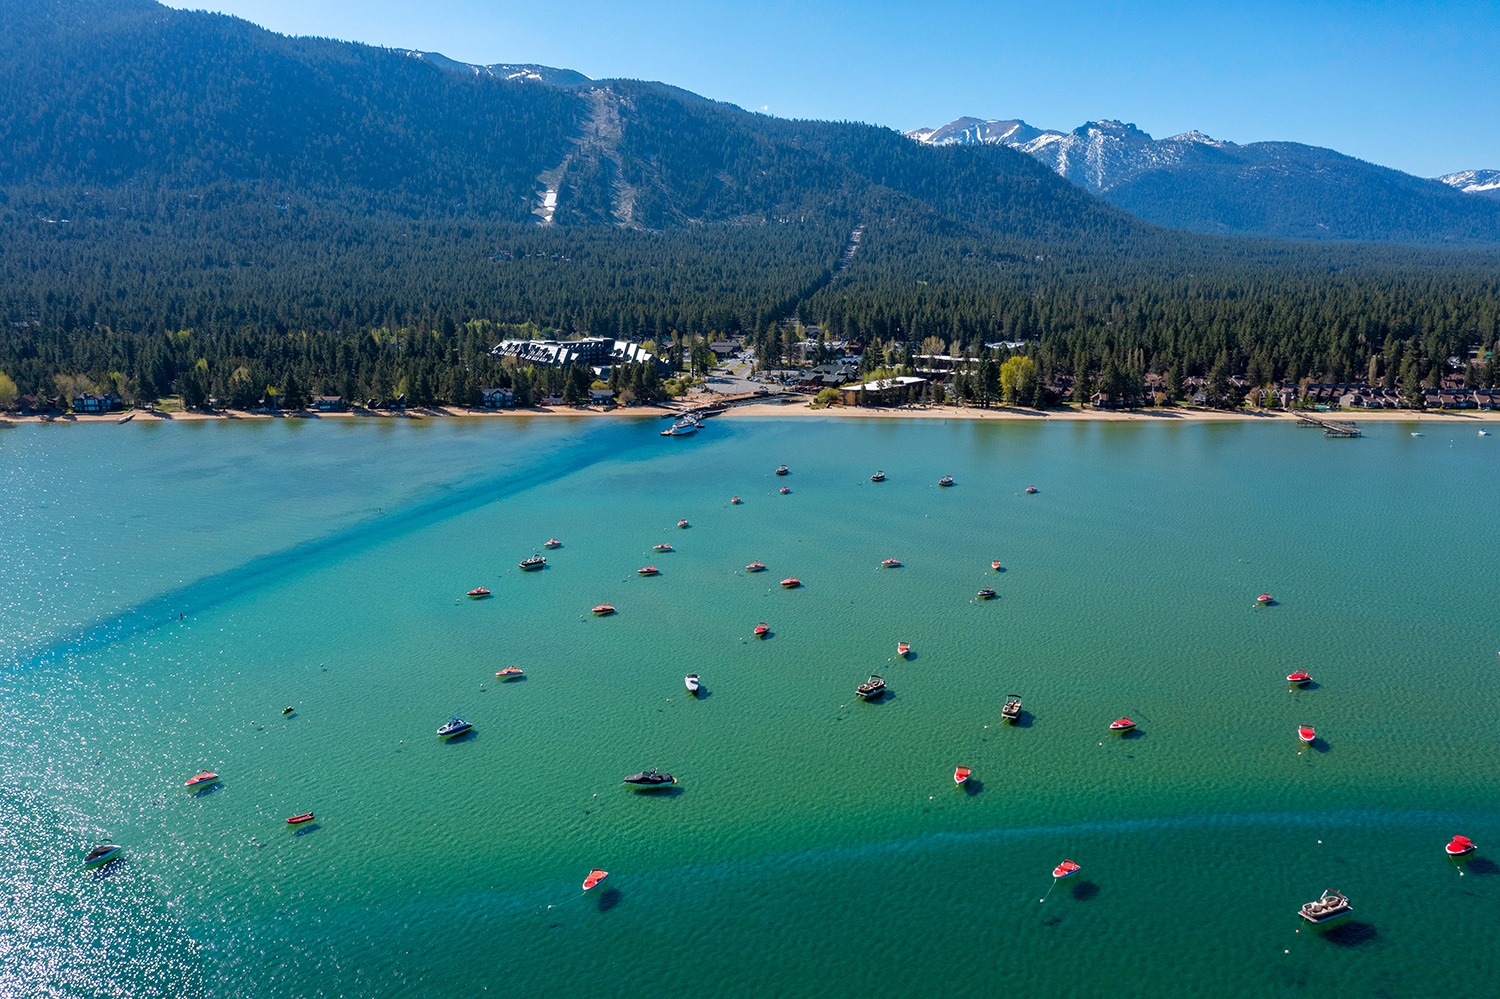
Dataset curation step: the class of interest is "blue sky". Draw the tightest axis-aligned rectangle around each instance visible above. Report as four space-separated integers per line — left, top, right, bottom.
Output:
161 0 1498 177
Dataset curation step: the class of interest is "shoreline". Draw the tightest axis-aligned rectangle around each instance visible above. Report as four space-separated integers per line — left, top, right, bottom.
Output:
8 400 1500 425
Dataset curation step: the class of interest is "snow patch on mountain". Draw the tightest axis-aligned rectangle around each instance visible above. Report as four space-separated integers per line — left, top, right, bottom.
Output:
1437 169 1500 198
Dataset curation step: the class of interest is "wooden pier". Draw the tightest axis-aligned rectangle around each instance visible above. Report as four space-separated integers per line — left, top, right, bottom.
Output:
1294 413 1361 437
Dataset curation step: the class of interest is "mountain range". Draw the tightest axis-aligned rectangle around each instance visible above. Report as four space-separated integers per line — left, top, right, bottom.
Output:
908 117 1500 242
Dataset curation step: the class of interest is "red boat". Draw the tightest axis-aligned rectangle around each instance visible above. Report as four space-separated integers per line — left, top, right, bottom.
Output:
677 519 690 529
754 622 770 638
1109 717 1135 732
593 604 616 616
881 558 902 568
779 486 790 494
544 538 562 549
1025 486 1039 494
780 577 801 588
494 666 524 680
953 766 971 785
897 642 910 658
286 812 314 825
1298 725 1316 744
731 496 742 504
638 566 660 576
1287 671 1312 685
991 560 1003 571
1446 835 1477 857
1052 859 1081 878
466 587 491 599
746 561 767 572
184 770 220 789
582 868 609 890
1257 593 1274 605
653 543 674 552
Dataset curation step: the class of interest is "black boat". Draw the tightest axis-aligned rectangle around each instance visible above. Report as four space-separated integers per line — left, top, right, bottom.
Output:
977 587 997 600
623 767 677 790
518 555 547 571
856 674 887 699
84 844 123 867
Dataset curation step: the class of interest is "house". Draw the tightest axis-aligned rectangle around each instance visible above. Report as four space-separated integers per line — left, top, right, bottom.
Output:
314 395 346 412
588 387 617 406
837 376 927 407
479 387 515 409
71 392 121 414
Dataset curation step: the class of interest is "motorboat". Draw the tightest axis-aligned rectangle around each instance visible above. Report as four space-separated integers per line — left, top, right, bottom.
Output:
184 770 220 789
660 419 699 437
1025 485 1039 494
897 641 910 658
976 587 996 600
855 674 886 699
1256 593 1274 605
1410 431 1423 437
623 767 677 790
881 558 902 568
1446 835 1477 857
1287 670 1312 685
437 717 473 738
638 566 660 576
779 486 790 494
519 555 546 571
775 465 790 476
685 674 700 695
494 666 524 680
871 470 886 482
582 869 609 890
991 560 1003 571
745 561 767 572
1001 694 1022 723
1298 889 1352 923
677 519 690 529
84 843 123 867
116 412 135 424
754 622 770 638
544 538 562 549
1297 725 1316 744
592 604 616 616
780 577 801 588
1052 859 1081 879
731 496 742 504
467 587 491 599
286 812 315 825
938 475 954 487
954 766 971 786
652 543 674 552
1109 717 1135 732
282 706 295 715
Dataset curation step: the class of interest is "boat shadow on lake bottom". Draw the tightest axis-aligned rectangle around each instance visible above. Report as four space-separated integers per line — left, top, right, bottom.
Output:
290 822 322 837
1319 921 1378 947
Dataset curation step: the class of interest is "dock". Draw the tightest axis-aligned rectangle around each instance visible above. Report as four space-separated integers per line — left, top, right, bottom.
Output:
1294 413 1361 437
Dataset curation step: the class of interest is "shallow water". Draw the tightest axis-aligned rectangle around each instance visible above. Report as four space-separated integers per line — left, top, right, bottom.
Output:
2 415 1497 997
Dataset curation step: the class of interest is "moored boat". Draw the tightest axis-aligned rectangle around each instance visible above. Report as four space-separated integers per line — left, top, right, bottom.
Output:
1002 694 1022 723
638 566 660 576
623 767 677 790
1256 593 1274 605
286 812 315 825
856 674 886 699
660 419 700 437
779 486 790 494
677 519 690 529
1025 485 1039 494
954 766 971 785
652 543 674 552
1446 835 1477 857
780 577 801 588
467 587 491 599
938 475 954 487
775 465 790 476
731 496 742 504
544 538 562 549
494 666 524 680
881 558 902 568
745 561 767 572
84 843 124 867
1052 859 1081 879
1287 670 1312 685
582 868 609 890
519 554 547 571
685 674 700 695
1298 889 1352 923
991 560 1003 571
437 717 473 738
871 470 886 482
592 604 616 616
754 622 770 638
1297 724 1316 744
1109 717 1135 732
897 641 910 658
184 770 220 789
976 587 996 600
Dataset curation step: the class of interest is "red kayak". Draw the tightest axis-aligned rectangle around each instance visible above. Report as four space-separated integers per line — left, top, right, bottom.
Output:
1052 859 1081 878
953 767 971 785
1446 836 1476 857
286 812 314 825
1109 717 1135 732
1298 725 1316 744
582 868 609 890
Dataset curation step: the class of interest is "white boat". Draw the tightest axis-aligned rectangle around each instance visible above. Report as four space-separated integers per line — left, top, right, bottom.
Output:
685 673 700 694
437 717 473 738
660 419 700 437
624 767 677 790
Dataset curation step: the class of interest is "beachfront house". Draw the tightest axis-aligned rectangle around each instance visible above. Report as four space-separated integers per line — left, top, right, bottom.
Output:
71 391 122 414
838 376 927 407
480 387 515 409
314 395 346 412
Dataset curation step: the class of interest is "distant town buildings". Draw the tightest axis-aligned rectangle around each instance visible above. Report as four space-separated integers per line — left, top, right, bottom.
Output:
490 337 664 375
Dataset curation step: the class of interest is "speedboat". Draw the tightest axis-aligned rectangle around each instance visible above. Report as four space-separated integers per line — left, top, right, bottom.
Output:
1256 593 1274 605
779 486 790 494
184 770 220 789
467 587 491 599
1410 431 1423 437
1298 889 1352 923
856 674 886 699
1025 485 1038 494
1052 859 1081 879
519 555 546 571
638 566 660 576
677 519 690 529
1287 670 1312 685
623 767 677 790
437 717 473 738
685 674 700 695
1109 717 1135 732
938 475 954 487
754 622 770 638
745 561 767 572
285 812 315 825
871 470 886 482
544 538 562 549
582 869 609 890
780 577 801 588
84 844 123 867
1446 835 1477 857
1297 725 1316 744
954 766 971 786
991 560 1003 571
494 666 524 680
731 496 742 504
775 465 789 476
897 641 910 658
976 587 996 600
653 543 674 552
881 558 902 568
592 604 616 616
1001 694 1022 723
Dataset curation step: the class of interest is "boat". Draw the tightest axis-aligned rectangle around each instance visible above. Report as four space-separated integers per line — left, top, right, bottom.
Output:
871 470 886 482
84 843 124 867
855 674 886 699
282 705 295 715
976 587 996 600
1297 724 1316 744
1109 717 1135 732
1052 859 1081 879
938 475 954 487
184 770 220 789
779 486 790 494
638 566 660 576
780 577 801 588
685 673 700 695
494 666 524 680
285 812 315 825
897 641 910 658
652 543 674 552
1025 485 1039 494
677 519 690 529
1002 694 1022 723
754 622 770 638
1298 889 1352 923
518 555 546 571
466 587 491 599
745 561 767 572
544 538 562 549
1411 431 1423 437
954 766 971 785
660 419 700 437
116 412 135 424
991 560 1003 571
1446 835 1477 857
731 496 742 504
437 717 473 738
623 767 677 790
582 868 609 890
592 604 616 616
1256 593 1274 605
775 465 790 476
881 558 902 568
1481 430 1491 437
1287 670 1312 685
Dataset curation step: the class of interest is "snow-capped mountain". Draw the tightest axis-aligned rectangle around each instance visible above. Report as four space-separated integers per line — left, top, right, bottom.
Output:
907 116 1500 243
1436 169 1500 200
401 52 591 88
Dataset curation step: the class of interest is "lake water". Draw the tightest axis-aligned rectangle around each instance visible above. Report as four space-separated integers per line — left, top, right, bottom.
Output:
2 414 1498 997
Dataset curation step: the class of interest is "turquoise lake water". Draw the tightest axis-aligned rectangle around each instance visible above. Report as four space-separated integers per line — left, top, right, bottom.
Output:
2 414 1498 997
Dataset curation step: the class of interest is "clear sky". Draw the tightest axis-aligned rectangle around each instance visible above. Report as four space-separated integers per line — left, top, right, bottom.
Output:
160 0 1498 178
